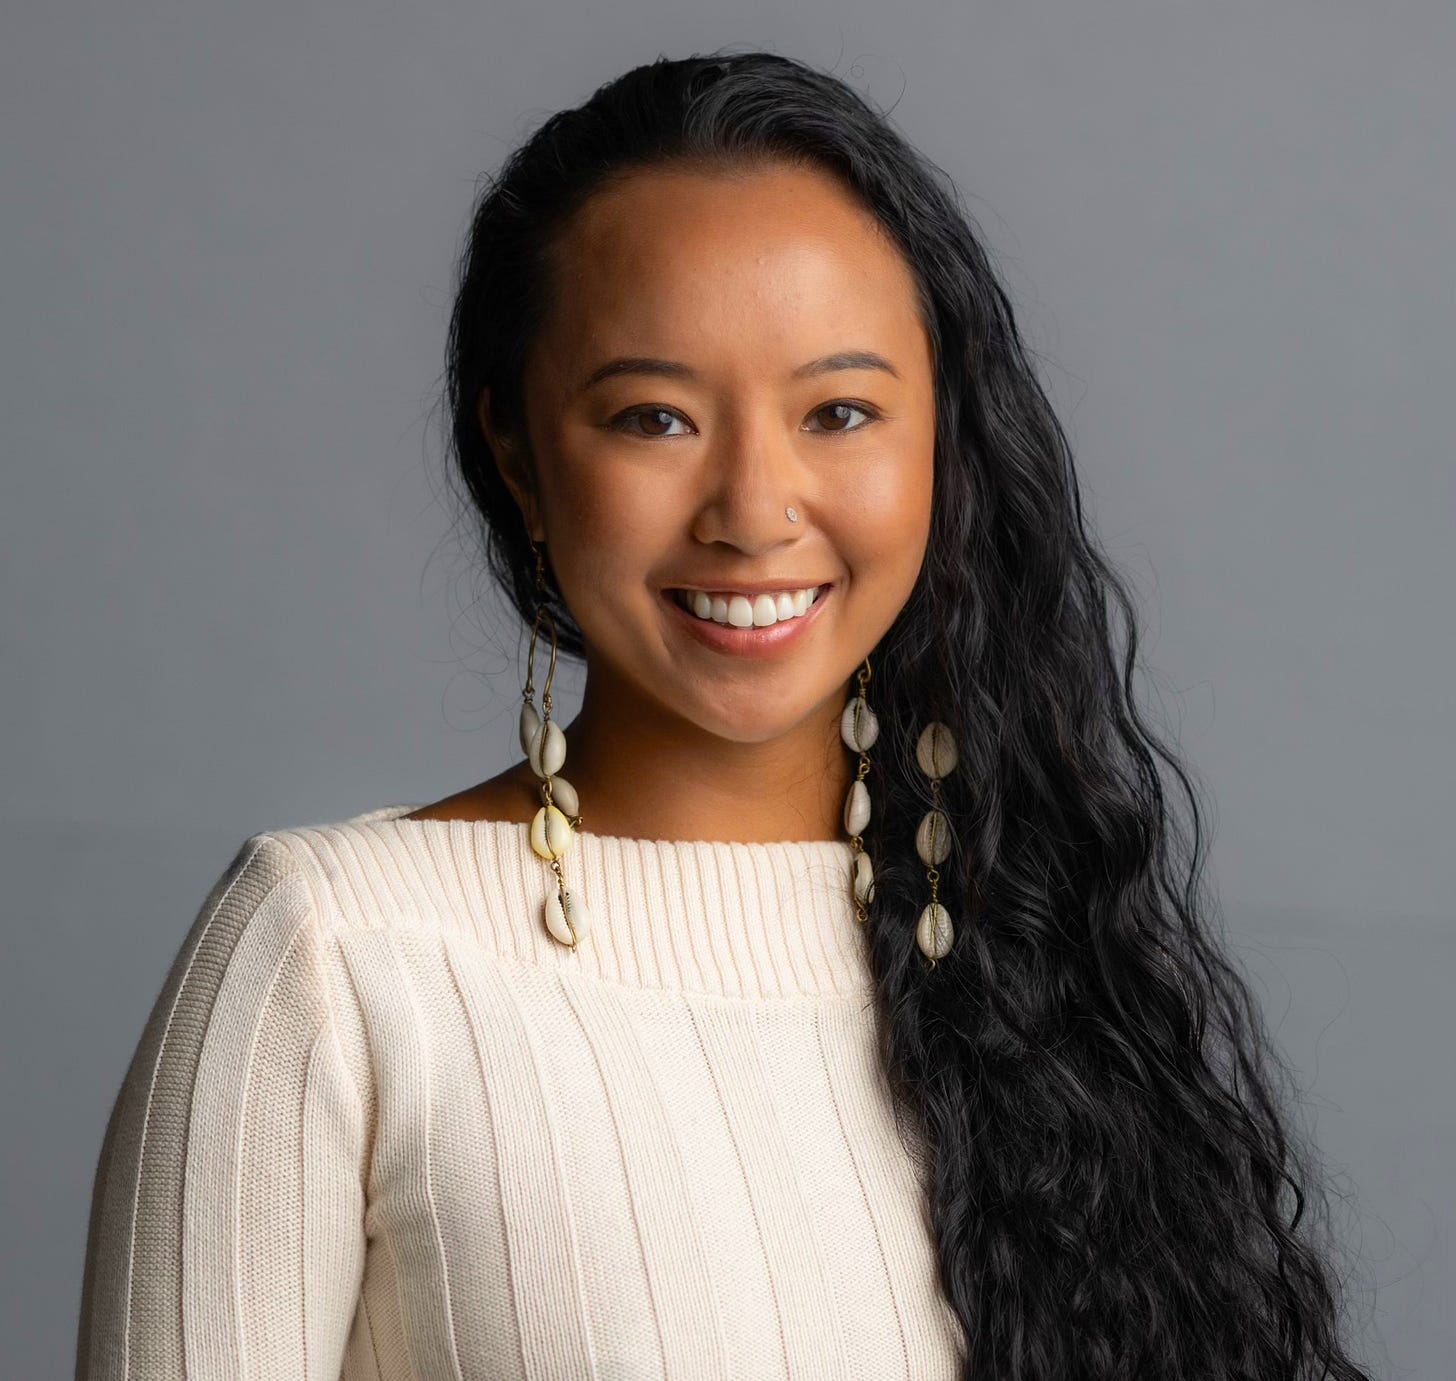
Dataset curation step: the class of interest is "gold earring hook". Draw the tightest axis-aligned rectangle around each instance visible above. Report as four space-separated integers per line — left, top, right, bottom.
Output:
524 542 558 712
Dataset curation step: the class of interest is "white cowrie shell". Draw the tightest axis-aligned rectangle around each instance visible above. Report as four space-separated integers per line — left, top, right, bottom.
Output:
916 902 954 960
852 851 875 908
519 700 541 757
529 803 574 861
915 809 952 865
915 721 959 779
544 886 592 946
528 720 567 778
547 774 579 819
843 779 871 836
840 695 880 752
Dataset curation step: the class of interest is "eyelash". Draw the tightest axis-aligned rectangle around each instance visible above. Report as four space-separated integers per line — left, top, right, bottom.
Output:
607 400 881 438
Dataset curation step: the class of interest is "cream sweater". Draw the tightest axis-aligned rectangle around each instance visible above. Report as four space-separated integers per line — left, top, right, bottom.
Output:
77 802 967 1379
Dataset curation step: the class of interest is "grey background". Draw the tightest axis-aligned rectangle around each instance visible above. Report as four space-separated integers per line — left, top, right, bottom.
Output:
4 4 1449 1376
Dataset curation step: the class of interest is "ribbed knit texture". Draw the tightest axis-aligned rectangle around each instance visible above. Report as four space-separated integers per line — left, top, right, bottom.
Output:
76 801 967 1379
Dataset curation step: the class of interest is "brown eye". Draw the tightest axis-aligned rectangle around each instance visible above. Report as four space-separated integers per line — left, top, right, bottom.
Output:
610 406 691 438
809 401 876 433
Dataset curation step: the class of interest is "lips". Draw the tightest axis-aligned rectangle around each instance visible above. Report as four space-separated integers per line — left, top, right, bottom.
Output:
659 580 832 656
667 584 827 627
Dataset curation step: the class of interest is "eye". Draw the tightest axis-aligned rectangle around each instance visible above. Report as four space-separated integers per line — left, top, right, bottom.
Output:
607 406 694 438
605 400 880 439
806 401 879 433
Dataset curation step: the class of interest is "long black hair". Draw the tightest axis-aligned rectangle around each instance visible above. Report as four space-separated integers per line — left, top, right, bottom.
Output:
437 49 1374 1380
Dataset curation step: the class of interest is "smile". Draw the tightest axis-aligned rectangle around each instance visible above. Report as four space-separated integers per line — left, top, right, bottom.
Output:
668 585 827 627
659 582 834 658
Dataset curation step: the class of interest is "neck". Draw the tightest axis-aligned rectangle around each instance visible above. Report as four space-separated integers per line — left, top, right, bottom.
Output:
551 675 854 846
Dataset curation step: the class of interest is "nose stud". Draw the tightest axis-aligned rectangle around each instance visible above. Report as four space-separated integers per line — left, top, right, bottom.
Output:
785 506 798 523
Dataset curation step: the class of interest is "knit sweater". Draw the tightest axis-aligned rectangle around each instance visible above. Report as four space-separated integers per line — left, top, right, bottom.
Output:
76 802 967 1379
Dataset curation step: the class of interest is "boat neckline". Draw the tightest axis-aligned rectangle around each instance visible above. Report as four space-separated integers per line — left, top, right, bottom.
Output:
366 801 858 855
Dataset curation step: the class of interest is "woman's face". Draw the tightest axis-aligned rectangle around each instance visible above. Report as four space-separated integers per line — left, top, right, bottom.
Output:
488 159 936 747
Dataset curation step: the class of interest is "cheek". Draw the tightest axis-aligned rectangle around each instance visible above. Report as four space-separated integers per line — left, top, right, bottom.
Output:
547 468 668 593
832 452 934 582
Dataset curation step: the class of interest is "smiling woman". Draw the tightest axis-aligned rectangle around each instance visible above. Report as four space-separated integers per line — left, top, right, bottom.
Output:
76 50 1375 1381
469 154 937 782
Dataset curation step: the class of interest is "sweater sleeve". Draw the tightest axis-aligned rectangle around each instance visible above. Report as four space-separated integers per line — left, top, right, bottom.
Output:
75 833 369 1381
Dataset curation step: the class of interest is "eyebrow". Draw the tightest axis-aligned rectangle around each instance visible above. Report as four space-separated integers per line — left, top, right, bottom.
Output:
577 349 901 394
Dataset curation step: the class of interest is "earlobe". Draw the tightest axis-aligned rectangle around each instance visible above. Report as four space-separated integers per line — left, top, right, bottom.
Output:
477 386 503 461
479 386 544 542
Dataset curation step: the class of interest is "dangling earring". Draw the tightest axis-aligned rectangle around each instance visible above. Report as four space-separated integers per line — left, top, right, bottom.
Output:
912 721 959 965
521 538 593 950
839 655 960 968
840 656 879 922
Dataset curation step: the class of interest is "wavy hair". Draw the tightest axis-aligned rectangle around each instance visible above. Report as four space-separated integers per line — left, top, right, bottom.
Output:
437 49 1373 1380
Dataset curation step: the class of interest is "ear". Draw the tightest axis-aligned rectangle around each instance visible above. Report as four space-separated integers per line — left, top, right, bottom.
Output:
478 386 543 542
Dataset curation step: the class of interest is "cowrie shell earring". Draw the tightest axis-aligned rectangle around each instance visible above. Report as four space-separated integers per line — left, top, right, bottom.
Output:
840 657 880 926
523 539 593 949
912 721 959 962
840 654 960 967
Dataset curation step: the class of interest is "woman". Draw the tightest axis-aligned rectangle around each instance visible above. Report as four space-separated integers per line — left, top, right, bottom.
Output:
76 51 1373 1380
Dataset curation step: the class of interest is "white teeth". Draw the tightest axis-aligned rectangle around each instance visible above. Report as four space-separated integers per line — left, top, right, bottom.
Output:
674 585 824 627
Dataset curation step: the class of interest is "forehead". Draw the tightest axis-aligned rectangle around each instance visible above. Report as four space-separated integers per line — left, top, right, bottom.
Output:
529 162 925 383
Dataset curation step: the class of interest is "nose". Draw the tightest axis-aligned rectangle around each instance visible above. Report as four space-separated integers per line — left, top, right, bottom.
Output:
688 415 809 555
